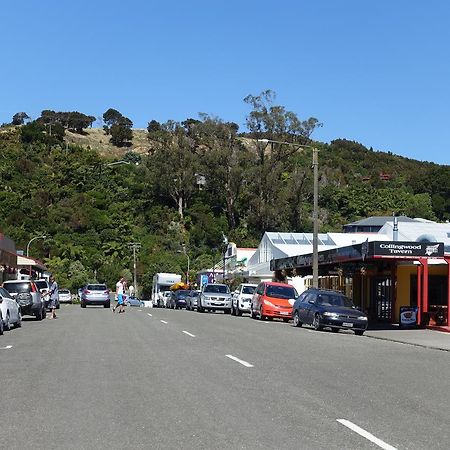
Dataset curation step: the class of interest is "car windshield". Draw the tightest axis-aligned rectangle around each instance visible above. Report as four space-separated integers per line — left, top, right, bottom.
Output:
3 282 31 294
266 285 297 299
242 286 256 295
316 294 354 308
204 285 229 294
175 290 190 297
86 284 107 291
59 289 70 294
34 280 49 290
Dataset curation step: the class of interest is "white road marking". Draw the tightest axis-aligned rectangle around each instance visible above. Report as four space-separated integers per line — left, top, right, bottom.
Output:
147 313 152 317
182 331 196 337
225 354 254 368
160 320 168 324
337 419 397 450
0 345 13 350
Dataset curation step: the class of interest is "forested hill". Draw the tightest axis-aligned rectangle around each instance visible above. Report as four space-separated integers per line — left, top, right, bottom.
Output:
1 101 449 296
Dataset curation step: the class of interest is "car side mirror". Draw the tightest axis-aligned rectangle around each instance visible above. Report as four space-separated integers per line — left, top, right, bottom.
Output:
308 300 315 305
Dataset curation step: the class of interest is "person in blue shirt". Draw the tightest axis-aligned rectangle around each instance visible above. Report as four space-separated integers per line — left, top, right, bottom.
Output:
47 276 59 319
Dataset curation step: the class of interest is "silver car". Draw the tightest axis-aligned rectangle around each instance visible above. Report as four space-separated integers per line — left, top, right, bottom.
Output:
231 283 257 316
59 289 72 304
197 284 232 314
2 280 46 320
80 284 110 308
186 290 200 311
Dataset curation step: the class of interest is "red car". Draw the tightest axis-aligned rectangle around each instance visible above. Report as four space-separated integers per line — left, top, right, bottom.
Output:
250 281 298 321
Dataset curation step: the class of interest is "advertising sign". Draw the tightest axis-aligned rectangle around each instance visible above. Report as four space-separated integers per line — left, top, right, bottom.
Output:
399 306 418 327
373 242 444 258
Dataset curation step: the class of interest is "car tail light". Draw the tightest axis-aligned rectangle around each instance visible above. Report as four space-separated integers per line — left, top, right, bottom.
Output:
84 289 90 294
31 283 37 292
104 290 109 294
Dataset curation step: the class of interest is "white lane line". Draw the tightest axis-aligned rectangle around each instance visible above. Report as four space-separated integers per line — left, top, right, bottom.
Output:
337 419 397 450
182 330 196 337
147 313 153 317
160 320 168 324
0 345 13 350
225 354 254 368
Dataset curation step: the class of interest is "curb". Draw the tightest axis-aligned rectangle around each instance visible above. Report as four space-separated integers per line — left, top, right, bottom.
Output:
365 334 450 353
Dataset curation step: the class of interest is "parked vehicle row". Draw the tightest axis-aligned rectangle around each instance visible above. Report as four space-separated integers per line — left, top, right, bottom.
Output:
162 281 369 336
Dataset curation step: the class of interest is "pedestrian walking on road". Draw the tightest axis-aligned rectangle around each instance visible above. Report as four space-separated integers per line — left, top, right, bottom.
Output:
47 276 59 319
113 277 126 313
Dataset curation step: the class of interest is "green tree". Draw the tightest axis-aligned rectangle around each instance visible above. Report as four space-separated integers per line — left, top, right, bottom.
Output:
12 112 30 125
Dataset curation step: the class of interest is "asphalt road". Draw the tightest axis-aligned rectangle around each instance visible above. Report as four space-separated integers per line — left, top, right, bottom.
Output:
1 305 449 450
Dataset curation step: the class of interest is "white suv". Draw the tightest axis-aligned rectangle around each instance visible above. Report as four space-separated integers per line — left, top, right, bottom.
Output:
231 283 257 316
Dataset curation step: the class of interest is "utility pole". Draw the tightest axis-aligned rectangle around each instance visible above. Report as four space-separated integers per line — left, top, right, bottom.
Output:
128 242 141 296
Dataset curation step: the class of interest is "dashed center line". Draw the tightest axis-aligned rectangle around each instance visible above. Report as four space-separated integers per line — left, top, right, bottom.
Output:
160 320 168 324
225 354 254 368
147 313 153 317
182 331 196 337
1 345 13 350
337 419 397 450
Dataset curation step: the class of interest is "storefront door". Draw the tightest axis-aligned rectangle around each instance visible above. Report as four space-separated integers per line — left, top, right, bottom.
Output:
373 277 392 321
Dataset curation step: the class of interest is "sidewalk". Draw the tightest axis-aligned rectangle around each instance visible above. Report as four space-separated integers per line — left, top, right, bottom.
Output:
365 327 450 351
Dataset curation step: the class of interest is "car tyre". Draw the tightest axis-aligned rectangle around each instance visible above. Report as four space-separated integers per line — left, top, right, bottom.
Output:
235 303 242 316
0 317 3 335
81 302 86 308
4 314 11 331
313 314 323 331
331 327 339 333
354 330 365 336
250 305 257 319
15 311 22 328
293 311 302 327
105 302 111 308
259 306 265 321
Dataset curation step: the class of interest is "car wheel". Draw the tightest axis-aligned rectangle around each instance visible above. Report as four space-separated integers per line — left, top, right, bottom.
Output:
331 327 339 333
293 311 302 327
250 305 257 319
313 314 322 331
81 302 86 308
224 308 231 314
0 318 3 335
236 304 242 316
35 310 42 321
259 306 265 321
4 314 10 331
105 303 111 308
354 330 365 336
15 311 22 328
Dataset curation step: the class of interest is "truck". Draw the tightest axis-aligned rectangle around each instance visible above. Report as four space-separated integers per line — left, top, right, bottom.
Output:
151 273 181 307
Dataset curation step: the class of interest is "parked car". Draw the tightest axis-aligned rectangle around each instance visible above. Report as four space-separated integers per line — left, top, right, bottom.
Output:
250 281 297 321
80 284 110 308
167 290 190 309
2 280 46 320
0 311 3 335
231 283 257 316
292 288 368 335
126 296 144 307
157 291 171 308
0 287 22 330
197 284 232 313
58 288 72 304
186 290 200 311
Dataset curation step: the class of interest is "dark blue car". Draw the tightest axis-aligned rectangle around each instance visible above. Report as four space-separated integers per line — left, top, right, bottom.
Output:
168 290 190 309
292 289 368 335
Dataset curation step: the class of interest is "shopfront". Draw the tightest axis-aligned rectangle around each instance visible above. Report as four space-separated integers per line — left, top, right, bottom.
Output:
271 240 450 326
0 233 17 284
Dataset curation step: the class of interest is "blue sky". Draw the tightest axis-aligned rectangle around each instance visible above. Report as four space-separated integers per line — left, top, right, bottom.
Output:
1 0 449 164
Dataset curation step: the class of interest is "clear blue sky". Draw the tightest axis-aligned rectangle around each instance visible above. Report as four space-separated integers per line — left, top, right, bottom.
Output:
1 0 449 164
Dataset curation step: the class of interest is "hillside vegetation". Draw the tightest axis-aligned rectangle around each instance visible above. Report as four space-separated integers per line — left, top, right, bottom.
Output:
1 92 449 295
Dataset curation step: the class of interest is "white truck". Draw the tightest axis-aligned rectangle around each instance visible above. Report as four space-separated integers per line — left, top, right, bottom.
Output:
151 273 181 307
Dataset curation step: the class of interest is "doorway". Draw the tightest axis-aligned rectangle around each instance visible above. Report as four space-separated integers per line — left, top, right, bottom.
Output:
372 277 392 321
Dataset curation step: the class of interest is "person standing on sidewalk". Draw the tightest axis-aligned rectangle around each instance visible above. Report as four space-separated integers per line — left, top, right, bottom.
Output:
47 276 59 319
113 277 125 313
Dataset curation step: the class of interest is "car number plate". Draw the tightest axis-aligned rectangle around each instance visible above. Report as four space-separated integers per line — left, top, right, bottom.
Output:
280 311 289 315
342 322 354 327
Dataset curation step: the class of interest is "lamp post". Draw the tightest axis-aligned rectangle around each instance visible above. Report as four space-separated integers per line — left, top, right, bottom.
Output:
26 235 47 257
258 138 319 288
178 245 190 285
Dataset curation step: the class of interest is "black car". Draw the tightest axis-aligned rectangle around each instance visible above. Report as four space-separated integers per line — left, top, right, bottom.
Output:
167 290 190 309
292 289 368 335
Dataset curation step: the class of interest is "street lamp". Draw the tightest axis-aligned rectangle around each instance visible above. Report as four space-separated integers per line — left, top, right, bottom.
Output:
258 138 319 288
178 245 190 285
26 235 47 257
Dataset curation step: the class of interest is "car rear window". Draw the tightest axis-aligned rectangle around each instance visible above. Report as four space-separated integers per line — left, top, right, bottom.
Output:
59 289 70 294
3 282 32 294
35 280 49 290
86 284 107 291
204 285 229 294
266 285 297 299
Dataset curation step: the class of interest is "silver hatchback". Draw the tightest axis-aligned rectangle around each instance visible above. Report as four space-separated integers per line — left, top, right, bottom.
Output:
80 284 110 308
